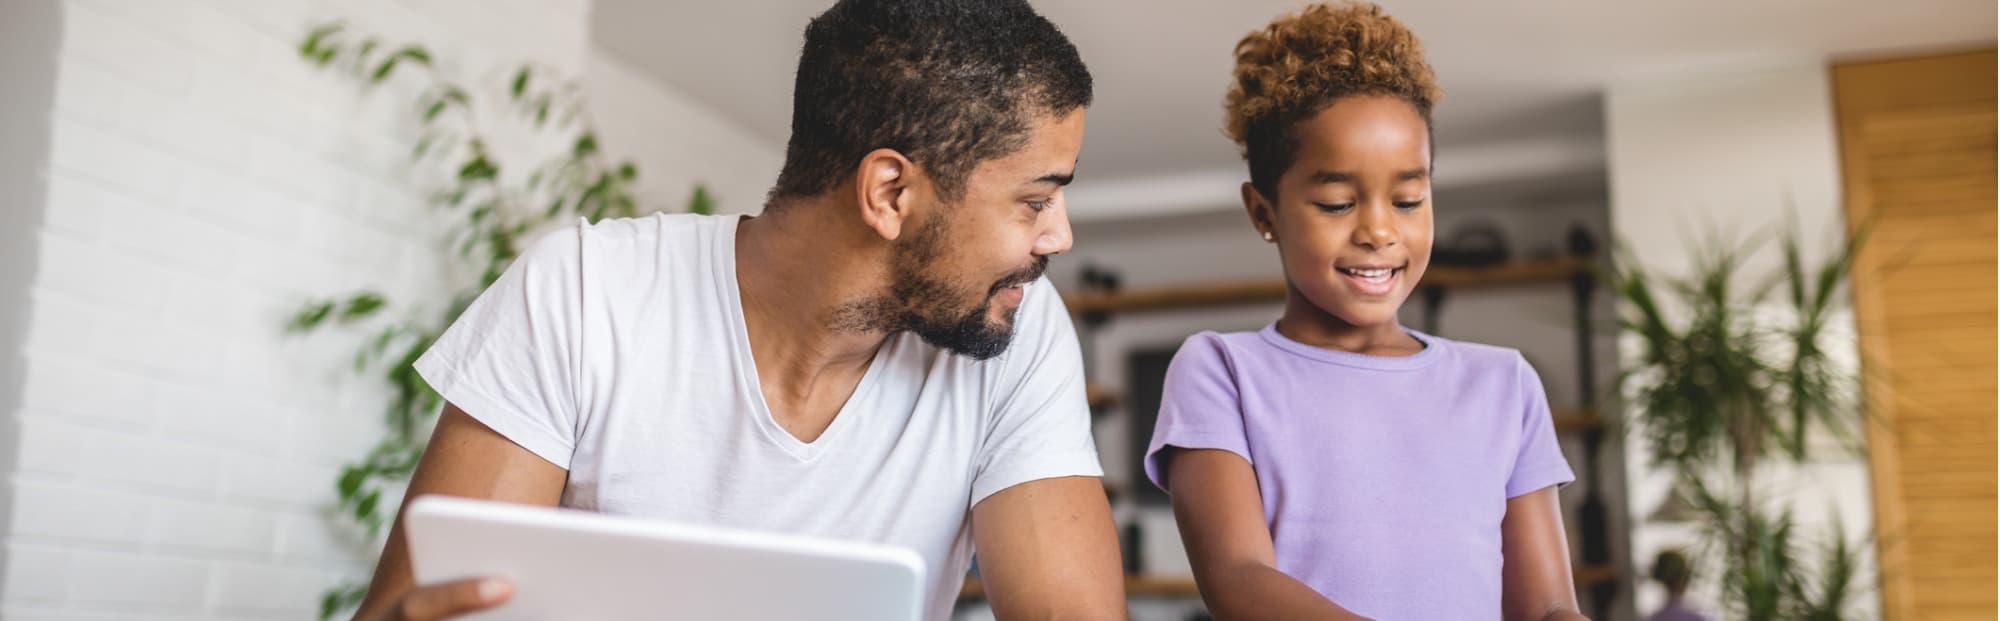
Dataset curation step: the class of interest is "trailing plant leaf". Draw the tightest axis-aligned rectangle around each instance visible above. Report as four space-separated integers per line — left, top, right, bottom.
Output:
300 22 344 58
456 155 497 182
319 584 367 621
339 292 386 322
370 45 431 83
288 301 335 333
688 185 715 216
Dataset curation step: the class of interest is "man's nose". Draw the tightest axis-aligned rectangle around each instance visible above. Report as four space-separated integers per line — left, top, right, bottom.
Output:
1033 198 1074 256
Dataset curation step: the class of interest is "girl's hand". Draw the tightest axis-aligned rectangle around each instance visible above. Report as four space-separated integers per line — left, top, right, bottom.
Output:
1500 486 1587 621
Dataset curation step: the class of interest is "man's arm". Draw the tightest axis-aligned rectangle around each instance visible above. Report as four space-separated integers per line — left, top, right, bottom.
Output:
1166 448 1371 621
969 475 1126 620
350 402 569 621
1500 486 1589 621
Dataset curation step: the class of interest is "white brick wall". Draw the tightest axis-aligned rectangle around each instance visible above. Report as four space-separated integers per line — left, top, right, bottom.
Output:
2 0 782 618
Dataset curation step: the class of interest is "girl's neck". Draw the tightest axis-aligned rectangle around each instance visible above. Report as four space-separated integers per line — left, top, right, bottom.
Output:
1274 294 1426 358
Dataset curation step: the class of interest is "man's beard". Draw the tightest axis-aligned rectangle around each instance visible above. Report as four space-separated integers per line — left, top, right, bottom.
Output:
832 216 1048 360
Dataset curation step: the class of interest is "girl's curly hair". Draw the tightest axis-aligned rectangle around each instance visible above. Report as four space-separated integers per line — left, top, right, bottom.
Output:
1225 2 1441 197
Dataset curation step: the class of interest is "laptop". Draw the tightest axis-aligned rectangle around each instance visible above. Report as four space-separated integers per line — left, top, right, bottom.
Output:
403 495 928 620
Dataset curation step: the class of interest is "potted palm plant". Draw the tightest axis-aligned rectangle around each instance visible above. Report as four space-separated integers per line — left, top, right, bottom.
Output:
1612 223 1870 620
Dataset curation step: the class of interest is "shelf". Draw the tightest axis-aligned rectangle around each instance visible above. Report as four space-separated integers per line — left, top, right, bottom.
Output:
1063 257 1591 315
1553 407 1606 433
1066 280 1289 315
1085 384 1119 412
1080 386 1601 435
1422 256 1593 289
1121 575 1202 597
1577 563 1619 588
958 575 1199 601
960 565 1615 602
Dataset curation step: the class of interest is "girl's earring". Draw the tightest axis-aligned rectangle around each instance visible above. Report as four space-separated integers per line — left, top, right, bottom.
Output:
1262 231 1275 242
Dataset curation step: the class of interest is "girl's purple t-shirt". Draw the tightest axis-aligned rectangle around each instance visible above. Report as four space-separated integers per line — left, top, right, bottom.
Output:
1145 325 1575 620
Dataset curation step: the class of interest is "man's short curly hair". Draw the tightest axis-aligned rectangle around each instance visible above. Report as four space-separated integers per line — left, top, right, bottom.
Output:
769 0 1092 205
1224 2 1441 198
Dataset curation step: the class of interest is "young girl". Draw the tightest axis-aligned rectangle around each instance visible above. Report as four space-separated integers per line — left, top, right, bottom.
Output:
1145 3 1586 620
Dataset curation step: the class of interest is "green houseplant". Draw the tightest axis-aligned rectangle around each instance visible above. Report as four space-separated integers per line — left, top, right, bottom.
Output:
285 22 715 619
1612 223 1871 620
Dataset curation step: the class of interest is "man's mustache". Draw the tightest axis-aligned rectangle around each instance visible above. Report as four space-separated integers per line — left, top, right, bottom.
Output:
991 255 1050 293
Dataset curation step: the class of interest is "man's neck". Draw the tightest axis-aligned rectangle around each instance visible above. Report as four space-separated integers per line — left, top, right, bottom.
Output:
734 201 889 415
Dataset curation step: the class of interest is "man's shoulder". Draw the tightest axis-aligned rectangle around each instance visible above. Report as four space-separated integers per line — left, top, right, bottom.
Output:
500 213 733 322
576 212 726 252
517 211 716 251
511 212 732 278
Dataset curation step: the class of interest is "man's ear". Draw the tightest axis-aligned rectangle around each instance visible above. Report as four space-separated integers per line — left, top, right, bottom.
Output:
1241 181 1277 242
854 148 918 241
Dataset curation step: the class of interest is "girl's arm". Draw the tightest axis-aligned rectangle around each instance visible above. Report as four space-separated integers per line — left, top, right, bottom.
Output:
1165 448 1373 621
1500 485 1589 621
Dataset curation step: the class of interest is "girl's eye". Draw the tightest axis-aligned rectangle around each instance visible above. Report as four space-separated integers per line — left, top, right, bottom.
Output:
1313 202 1355 213
1027 199 1054 212
1394 200 1425 209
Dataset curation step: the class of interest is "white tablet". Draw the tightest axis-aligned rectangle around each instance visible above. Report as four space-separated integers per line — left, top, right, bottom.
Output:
403 495 927 620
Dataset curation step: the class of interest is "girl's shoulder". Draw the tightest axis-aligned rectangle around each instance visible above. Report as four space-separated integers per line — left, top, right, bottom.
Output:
1411 333 1547 401
1179 329 1265 351
1170 329 1268 369
1410 331 1530 371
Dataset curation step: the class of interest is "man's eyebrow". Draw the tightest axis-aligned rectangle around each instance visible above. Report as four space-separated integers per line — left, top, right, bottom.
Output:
1028 160 1079 187
1030 171 1075 187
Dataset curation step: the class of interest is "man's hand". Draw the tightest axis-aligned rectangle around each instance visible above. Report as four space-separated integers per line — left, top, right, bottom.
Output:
357 577 514 621
349 403 568 620
970 475 1127 620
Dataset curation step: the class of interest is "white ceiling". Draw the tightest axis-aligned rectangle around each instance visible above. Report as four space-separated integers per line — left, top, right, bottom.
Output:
592 0 1993 217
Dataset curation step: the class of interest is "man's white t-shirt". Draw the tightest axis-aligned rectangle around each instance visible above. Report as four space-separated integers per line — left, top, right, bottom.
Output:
412 213 1102 620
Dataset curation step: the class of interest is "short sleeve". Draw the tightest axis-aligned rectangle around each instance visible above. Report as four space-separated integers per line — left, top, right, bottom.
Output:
969 278 1103 507
1505 354 1576 498
1143 333 1249 494
412 223 586 469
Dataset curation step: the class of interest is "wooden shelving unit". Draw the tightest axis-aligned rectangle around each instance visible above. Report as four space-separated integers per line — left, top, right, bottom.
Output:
959 563 1619 602
1063 257 1590 315
958 576 1200 601
1085 384 1119 413
1576 563 1619 588
1553 407 1606 432
1090 386 1603 432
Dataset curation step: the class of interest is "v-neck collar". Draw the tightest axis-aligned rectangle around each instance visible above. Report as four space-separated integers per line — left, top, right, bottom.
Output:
718 215 885 462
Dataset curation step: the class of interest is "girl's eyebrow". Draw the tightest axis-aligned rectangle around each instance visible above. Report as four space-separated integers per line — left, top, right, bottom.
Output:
1306 168 1429 184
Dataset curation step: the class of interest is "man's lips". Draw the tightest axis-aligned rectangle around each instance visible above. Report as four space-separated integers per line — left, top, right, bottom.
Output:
990 258 1049 295
996 284 1026 305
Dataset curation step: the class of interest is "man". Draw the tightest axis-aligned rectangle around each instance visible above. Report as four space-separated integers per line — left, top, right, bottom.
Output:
350 1 1125 619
